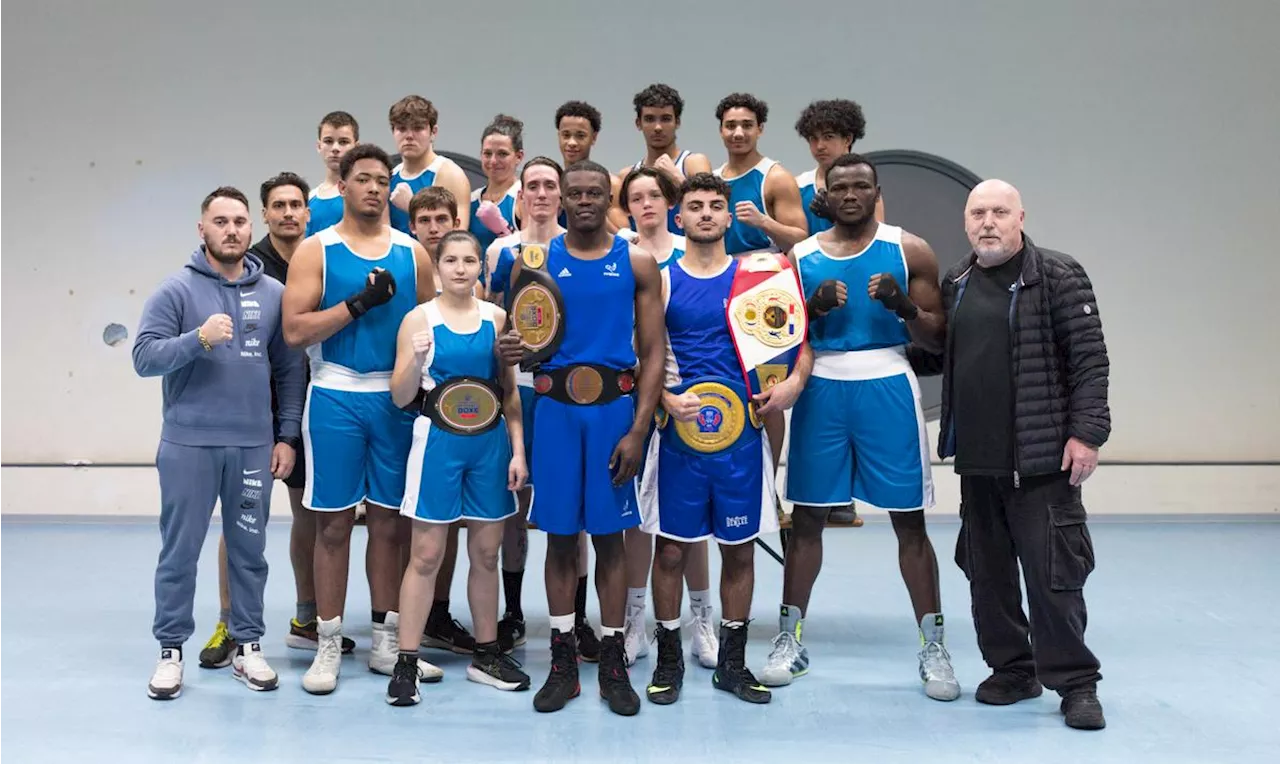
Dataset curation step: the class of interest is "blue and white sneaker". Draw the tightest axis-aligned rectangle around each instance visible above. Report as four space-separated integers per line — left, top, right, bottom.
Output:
918 614 961 701
759 605 809 686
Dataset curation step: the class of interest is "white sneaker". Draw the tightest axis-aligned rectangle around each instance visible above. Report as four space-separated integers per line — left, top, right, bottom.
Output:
918 613 961 701
689 604 719 669
760 631 809 687
232 642 279 692
302 616 344 694
623 603 649 666
147 647 184 700
368 611 444 683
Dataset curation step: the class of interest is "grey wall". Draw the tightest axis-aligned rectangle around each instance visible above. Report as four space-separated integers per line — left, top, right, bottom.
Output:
3 0 1278 463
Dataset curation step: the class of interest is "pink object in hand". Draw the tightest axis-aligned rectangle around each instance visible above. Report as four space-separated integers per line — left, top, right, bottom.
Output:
476 201 511 235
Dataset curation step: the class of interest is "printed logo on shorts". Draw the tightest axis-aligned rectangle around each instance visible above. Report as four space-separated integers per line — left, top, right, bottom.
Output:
725 515 749 529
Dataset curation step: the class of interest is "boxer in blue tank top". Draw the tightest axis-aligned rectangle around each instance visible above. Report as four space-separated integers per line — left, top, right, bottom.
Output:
554 101 629 233
793 99 883 239
385 230 532 705
638 173 805 707
496 160 666 717
469 115 525 256
306 111 359 237
712 93 809 256
282 145 438 695
621 84 714 236
760 153 961 703
387 95 472 236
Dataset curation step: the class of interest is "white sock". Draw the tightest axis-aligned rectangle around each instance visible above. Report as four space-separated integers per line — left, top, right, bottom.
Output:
601 625 623 638
721 619 745 629
627 587 647 609
659 618 681 631
688 589 711 613
549 613 575 633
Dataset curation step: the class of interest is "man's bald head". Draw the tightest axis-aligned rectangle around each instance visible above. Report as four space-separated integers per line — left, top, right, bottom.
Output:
965 179 1026 266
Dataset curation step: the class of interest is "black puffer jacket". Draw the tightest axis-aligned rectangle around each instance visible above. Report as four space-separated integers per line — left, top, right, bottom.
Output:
934 235 1111 483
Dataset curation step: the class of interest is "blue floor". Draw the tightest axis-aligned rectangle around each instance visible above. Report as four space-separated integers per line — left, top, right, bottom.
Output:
3 517 1278 763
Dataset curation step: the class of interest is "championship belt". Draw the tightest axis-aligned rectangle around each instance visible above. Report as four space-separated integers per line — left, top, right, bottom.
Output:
660 377 760 455
420 376 503 436
534 364 636 406
726 252 808 409
504 243 566 367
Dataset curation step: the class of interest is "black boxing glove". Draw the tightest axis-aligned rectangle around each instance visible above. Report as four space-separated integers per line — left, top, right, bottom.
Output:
345 267 397 319
809 188 832 221
807 279 841 317
872 273 919 320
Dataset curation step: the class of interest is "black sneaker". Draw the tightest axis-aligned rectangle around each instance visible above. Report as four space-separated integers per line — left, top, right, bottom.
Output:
645 625 684 705
422 608 477 654
498 612 527 654
534 630 581 712
198 622 236 669
385 656 421 707
975 669 1043 705
575 619 601 663
712 623 772 704
1061 686 1106 730
598 633 641 716
468 643 531 691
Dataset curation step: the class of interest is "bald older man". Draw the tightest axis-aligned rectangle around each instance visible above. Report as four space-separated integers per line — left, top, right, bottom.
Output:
937 180 1110 730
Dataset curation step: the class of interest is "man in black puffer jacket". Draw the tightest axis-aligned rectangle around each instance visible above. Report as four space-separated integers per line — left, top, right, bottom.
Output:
935 179 1110 731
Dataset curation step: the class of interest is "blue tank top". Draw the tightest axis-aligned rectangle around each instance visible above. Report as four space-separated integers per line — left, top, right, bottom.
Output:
664 258 741 382
795 224 912 353
309 227 419 379
307 188 344 237
716 157 776 255
796 169 832 237
658 235 685 270
419 300 499 385
544 234 637 371
389 155 447 235
628 150 690 235
468 183 520 256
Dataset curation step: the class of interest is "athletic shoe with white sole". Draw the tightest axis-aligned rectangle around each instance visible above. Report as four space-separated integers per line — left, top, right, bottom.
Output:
232 642 279 692
147 648 184 700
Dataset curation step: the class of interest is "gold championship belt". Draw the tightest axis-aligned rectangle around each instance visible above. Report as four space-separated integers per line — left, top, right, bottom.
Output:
422 377 503 436
727 252 808 398
671 381 747 454
505 244 566 365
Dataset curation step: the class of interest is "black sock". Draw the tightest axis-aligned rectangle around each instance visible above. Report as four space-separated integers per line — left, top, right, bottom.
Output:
503 570 524 618
397 650 417 665
161 645 183 660
474 640 500 655
575 575 588 624
372 610 387 625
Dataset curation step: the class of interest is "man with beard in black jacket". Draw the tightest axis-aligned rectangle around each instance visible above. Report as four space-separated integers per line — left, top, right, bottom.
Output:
938 179 1110 730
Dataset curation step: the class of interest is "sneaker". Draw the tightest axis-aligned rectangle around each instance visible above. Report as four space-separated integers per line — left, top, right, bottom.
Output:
422 608 477 654
369 613 444 683
386 656 421 706
713 624 771 704
286 618 355 654
498 611 526 654
1061 686 1106 730
533 629 581 713
198 622 237 669
689 604 719 669
302 616 344 695
645 625 684 705
598 633 641 716
623 603 649 666
918 615 961 701
468 645 532 691
575 619 601 663
975 669 1043 705
147 648 183 700
232 642 279 692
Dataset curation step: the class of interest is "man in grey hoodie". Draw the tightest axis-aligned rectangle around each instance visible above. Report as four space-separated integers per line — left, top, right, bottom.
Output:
133 186 305 700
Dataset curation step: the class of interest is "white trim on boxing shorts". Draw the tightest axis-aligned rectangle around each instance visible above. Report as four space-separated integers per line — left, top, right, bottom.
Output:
811 345 913 382
308 360 393 393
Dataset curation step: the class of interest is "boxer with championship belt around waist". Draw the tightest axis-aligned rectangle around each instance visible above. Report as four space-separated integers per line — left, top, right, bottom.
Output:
282 144 440 695
762 153 961 702
486 156 567 654
497 160 666 717
639 172 808 706
386 230 531 707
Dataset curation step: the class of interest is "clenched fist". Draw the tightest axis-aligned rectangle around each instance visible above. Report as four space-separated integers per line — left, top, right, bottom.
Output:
412 329 433 363
200 314 234 346
664 390 702 423
391 183 413 211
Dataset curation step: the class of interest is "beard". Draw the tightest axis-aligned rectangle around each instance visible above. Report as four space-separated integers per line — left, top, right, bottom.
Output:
973 241 1019 268
684 227 726 245
205 238 245 264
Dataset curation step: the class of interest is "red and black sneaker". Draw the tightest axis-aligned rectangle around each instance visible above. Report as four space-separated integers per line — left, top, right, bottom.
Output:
533 629 580 712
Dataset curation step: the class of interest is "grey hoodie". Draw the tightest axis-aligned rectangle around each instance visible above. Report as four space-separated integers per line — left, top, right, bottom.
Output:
133 247 304 447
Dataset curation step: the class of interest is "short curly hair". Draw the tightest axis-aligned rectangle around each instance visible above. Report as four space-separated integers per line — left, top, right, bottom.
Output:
794 99 866 143
715 92 768 125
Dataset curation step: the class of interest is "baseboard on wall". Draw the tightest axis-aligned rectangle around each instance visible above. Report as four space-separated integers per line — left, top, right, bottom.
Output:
2 464 1277 518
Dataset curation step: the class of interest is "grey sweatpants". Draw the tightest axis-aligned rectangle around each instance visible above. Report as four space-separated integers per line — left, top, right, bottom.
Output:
153 440 272 646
